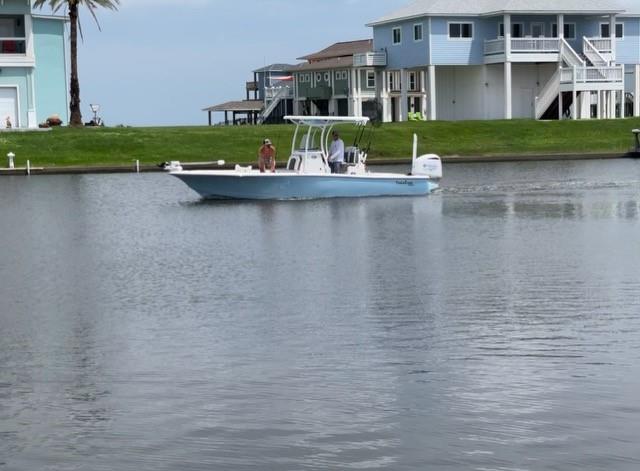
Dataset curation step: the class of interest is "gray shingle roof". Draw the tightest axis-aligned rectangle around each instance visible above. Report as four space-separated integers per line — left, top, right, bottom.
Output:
297 40 372 62
202 100 264 112
614 0 640 15
252 64 296 73
368 0 625 26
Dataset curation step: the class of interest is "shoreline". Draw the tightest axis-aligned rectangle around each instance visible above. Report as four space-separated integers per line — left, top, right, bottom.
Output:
0 151 635 176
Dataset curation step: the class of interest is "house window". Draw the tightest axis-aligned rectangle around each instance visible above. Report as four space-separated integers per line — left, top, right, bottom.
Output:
392 26 402 45
335 70 346 80
552 23 576 39
564 23 576 39
388 72 395 91
600 23 624 39
414 23 423 42
511 23 524 38
315 72 322 82
449 22 473 39
367 71 376 88
324 72 330 82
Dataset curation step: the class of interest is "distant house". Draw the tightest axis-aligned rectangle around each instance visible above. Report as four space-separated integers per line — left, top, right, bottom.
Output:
367 0 640 121
203 63 295 125
0 1 68 128
290 40 387 119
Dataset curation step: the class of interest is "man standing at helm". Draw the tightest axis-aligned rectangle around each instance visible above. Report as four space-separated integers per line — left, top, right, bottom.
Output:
328 130 344 174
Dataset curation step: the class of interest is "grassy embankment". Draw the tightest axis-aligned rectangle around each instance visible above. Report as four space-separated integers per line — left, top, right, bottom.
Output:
2 118 639 168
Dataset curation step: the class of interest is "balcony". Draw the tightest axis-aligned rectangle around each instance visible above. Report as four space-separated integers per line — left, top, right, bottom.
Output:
559 65 624 88
264 85 293 101
484 38 561 62
353 51 387 67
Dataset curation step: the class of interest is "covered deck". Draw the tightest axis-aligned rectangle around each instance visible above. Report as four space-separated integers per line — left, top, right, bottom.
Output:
202 100 264 126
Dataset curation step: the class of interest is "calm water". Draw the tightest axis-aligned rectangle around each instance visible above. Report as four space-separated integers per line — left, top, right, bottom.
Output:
1 159 640 470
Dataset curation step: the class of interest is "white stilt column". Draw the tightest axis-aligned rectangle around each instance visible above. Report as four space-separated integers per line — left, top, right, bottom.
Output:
610 15 617 64
400 68 408 121
559 91 563 120
420 69 427 118
504 62 512 119
504 14 512 119
635 64 640 117
580 91 590 119
609 91 613 119
428 65 436 120
572 90 577 120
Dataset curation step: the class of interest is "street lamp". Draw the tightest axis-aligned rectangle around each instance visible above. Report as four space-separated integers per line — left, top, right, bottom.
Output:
89 104 100 124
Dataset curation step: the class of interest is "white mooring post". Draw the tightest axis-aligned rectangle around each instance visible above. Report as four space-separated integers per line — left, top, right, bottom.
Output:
7 152 15 169
26 160 31 175
135 160 140 173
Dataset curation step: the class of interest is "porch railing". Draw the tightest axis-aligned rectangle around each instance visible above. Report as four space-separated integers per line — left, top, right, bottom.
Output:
560 66 624 84
484 37 560 56
353 51 387 67
511 38 559 52
484 39 504 55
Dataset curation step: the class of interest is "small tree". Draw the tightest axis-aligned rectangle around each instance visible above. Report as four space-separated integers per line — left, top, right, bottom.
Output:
33 0 120 126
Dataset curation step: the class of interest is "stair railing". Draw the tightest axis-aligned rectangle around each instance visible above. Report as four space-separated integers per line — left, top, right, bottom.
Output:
535 69 561 119
560 38 585 68
583 37 609 68
259 85 291 124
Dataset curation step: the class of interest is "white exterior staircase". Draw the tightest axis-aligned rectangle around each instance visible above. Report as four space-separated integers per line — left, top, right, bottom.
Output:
535 37 624 119
259 85 292 124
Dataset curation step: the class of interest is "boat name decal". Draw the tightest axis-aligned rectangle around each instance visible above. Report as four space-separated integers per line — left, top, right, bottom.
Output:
395 180 414 186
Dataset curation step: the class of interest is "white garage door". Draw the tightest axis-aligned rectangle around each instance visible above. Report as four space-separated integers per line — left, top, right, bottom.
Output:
0 87 18 129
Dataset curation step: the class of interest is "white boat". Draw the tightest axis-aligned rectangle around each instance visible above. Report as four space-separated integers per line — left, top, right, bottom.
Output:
170 116 442 200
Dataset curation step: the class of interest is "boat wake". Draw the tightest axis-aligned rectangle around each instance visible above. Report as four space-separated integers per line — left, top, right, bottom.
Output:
443 179 640 195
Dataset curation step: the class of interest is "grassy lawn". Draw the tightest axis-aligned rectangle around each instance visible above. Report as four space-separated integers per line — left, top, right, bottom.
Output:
1 118 639 168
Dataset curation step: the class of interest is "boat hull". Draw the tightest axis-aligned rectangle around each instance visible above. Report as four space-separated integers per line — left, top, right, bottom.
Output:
171 171 438 200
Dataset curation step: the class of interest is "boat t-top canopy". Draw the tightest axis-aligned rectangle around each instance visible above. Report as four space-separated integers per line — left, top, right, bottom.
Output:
284 116 369 159
284 116 369 127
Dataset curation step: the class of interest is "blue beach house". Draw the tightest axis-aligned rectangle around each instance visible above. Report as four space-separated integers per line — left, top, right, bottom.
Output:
0 0 67 129
367 0 640 121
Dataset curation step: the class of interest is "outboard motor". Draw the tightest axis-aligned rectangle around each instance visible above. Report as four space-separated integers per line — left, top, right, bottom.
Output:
412 154 442 179
410 133 442 179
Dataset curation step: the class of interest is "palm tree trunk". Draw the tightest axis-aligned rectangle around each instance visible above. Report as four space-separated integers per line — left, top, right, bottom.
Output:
68 1 82 126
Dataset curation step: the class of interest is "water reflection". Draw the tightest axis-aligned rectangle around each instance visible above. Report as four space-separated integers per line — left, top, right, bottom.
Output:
1 161 640 470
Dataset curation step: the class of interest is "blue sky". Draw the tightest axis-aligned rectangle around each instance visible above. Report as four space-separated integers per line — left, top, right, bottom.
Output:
36 0 408 127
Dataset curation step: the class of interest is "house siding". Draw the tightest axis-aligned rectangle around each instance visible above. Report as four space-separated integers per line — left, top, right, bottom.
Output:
0 0 30 15
33 17 68 125
373 20 429 68
430 17 487 65
617 18 640 65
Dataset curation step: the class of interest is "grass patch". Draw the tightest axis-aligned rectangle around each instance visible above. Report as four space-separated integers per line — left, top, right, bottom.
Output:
2 119 639 168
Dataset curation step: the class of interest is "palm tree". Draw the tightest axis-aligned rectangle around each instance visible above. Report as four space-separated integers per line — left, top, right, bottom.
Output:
33 0 120 126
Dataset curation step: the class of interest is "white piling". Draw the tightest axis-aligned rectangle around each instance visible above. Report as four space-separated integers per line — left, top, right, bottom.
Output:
7 152 15 169
26 160 31 175
135 160 140 173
